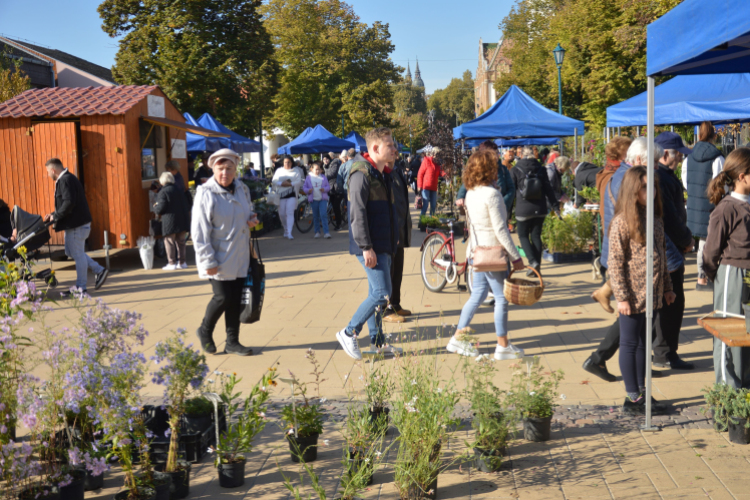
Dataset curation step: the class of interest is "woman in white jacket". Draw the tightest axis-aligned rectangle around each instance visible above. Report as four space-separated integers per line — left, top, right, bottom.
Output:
446 150 526 360
192 149 258 356
272 155 304 239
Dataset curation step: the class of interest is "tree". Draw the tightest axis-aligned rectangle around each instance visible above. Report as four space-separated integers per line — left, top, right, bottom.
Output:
390 80 427 150
98 0 279 137
0 53 30 104
427 70 475 126
261 0 401 137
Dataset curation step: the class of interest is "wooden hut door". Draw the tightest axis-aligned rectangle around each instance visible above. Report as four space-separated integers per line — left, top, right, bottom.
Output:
31 121 79 245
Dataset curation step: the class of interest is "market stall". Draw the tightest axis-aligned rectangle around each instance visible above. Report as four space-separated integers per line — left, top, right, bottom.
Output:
278 125 352 154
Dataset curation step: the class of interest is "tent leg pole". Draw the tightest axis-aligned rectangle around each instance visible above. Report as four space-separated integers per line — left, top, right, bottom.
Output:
643 75 659 433
617 127 621 137
574 130 578 160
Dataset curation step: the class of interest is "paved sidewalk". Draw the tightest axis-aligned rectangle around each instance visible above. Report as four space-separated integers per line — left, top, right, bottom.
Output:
30 201 746 500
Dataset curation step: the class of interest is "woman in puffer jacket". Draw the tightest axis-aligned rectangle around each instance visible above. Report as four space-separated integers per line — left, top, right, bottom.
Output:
417 147 441 216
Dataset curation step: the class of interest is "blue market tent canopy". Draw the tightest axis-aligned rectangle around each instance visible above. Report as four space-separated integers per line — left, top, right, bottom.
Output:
277 125 352 154
184 112 229 153
197 113 261 153
345 131 367 152
607 74 750 127
460 137 560 148
648 0 750 77
453 85 584 140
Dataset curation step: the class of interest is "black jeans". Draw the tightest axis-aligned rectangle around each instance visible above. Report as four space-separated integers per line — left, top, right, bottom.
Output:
201 278 244 338
390 246 405 308
329 190 344 227
591 318 621 366
654 266 686 363
619 312 656 394
517 217 545 267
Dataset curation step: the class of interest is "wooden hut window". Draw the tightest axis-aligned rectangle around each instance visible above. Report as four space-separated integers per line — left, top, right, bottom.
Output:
140 120 164 180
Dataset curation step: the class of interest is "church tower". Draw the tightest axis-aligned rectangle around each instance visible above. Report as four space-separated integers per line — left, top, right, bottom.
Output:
413 57 425 89
405 60 412 83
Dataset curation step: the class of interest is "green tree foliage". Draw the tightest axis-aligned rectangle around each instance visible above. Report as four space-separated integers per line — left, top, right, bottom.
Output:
495 0 681 131
0 53 30 104
98 0 279 137
391 81 428 150
427 70 475 125
261 0 401 137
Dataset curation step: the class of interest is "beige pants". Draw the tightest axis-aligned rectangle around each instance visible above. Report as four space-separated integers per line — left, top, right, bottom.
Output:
164 232 187 265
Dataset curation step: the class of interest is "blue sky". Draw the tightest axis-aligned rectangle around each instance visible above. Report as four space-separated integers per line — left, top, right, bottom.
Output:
0 0 516 94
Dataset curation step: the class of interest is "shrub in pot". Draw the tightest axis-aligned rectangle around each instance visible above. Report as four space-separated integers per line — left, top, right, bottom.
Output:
725 386 750 444
364 364 395 436
701 383 733 432
281 378 324 463
507 356 564 442
182 397 213 434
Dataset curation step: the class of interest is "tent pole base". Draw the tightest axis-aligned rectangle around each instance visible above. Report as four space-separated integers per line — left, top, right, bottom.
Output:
640 425 660 432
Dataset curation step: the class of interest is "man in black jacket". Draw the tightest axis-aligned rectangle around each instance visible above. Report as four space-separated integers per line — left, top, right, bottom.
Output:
383 154 413 323
572 161 602 208
324 152 345 229
43 158 108 295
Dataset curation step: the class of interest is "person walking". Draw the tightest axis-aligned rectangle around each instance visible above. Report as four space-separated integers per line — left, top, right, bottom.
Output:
510 146 559 275
336 148 358 194
547 155 571 207
192 148 258 356
154 172 191 270
383 151 413 324
685 121 725 291
703 148 750 388
608 166 674 414
456 141 515 215
302 161 331 239
325 151 345 229
335 128 399 360
445 150 525 359
272 155 304 240
418 147 441 216
42 158 108 296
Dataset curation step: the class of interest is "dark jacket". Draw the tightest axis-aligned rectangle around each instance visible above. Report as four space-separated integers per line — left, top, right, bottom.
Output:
457 161 515 214
703 196 750 281
52 170 92 231
573 161 601 208
658 164 692 272
0 203 11 239
347 159 399 256
390 161 412 248
686 141 723 238
547 165 563 207
194 166 212 186
154 183 191 236
510 158 557 219
325 159 341 186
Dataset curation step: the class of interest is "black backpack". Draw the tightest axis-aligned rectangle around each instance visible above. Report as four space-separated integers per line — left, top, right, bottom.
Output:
520 166 543 201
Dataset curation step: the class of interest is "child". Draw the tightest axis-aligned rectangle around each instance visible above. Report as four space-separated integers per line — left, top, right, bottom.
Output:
608 166 675 414
703 148 750 389
303 161 331 239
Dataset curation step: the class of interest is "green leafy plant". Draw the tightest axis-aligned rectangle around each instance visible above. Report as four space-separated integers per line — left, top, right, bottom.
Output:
702 383 734 431
541 211 595 254
364 364 395 412
184 396 213 416
579 186 600 204
507 357 564 419
280 382 324 439
337 405 388 500
420 215 441 227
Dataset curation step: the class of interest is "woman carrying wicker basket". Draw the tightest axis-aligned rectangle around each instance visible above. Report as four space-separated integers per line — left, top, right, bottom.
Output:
446 151 526 360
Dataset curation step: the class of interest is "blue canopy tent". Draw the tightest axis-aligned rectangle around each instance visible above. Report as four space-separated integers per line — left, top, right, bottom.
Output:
184 113 226 153
453 85 584 140
277 125 352 154
345 131 367 152
607 74 750 127
495 137 560 147
196 113 262 153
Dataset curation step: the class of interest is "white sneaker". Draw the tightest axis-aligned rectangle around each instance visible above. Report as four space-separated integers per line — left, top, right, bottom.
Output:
314 232 321 239
323 233 331 239
336 329 362 360
494 343 524 361
162 264 178 271
446 336 478 357
180 263 188 269
287 234 294 240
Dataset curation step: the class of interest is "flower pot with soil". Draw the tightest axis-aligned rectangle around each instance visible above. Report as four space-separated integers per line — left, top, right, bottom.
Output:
58 467 86 500
523 415 553 442
155 461 190 499
404 475 437 500
507 356 563 443
182 397 213 434
113 487 156 500
288 432 320 463
218 457 246 488
280 370 324 463
473 447 506 473
18 485 60 500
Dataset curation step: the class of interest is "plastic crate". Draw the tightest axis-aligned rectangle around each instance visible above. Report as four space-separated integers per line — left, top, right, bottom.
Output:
145 407 226 464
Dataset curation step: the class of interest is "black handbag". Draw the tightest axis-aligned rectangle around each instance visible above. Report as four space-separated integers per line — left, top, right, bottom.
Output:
240 235 265 324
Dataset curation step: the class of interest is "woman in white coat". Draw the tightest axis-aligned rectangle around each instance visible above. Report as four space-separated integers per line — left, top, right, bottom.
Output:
272 155 304 239
446 150 526 360
192 149 259 356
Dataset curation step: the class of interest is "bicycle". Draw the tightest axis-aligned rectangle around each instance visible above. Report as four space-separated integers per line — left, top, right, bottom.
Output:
327 197 348 229
420 217 474 293
294 195 314 233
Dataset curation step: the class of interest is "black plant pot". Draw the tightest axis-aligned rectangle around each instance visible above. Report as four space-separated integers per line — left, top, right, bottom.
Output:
218 458 246 488
18 485 60 500
152 471 172 500
728 416 750 444
182 412 212 434
155 461 190 499
523 416 552 442
288 433 319 463
59 468 86 500
113 487 156 500
84 468 105 491
473 446 506 473
404 475 437 500
368 407 390 434
347 448 374 486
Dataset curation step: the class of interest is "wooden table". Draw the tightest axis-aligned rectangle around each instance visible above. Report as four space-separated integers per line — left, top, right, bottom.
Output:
697 311 750 346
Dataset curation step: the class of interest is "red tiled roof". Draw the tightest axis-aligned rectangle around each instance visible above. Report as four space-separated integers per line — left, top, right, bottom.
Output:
0 85 159 118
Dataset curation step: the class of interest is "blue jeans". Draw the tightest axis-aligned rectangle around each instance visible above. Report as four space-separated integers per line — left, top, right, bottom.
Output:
347 253 392 347
312 199 329 235
457 269 508 337
64 224 104 290
420 189 437 216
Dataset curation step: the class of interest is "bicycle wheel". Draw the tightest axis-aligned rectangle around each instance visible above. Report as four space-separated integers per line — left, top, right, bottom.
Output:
339 198 348 227
421 233 448 292
295 201 314 233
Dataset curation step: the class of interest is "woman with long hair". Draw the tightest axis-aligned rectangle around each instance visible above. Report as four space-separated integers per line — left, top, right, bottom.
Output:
608 166 674 413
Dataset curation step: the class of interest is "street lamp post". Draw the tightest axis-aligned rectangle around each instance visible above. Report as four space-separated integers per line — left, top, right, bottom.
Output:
553 43 566 115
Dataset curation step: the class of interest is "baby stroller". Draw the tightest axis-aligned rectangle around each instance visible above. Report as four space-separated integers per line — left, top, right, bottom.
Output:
0 206 58 288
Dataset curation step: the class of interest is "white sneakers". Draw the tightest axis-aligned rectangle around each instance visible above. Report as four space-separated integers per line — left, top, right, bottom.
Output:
494 343 524 360
336 329 362 360
314 232 321 239
323 233 331 239
446 336 478 357
180 262 188 269
285 234 294 240
162 264 178 271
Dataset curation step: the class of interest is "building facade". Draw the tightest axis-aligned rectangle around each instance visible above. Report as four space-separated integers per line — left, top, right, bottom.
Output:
475 38 512 115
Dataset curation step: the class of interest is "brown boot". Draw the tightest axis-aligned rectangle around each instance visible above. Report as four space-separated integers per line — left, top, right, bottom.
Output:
591 281 614 314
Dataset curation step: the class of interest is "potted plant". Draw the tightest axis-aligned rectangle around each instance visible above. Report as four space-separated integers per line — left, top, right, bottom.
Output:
701 383 733 432
363 364 395 435
541 211 595 263
464 357 515 472
507 357 564 442
281 373 324 463
579 186 600 208
419 215 441 232
150 329 209 500
182 397 214 434
726 387 750 444
212 369 277 488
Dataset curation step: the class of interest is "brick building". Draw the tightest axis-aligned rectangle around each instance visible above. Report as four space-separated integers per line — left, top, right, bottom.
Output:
475 38 512 115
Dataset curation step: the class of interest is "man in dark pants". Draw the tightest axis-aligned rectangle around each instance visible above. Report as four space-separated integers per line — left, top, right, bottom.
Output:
383 153 413 323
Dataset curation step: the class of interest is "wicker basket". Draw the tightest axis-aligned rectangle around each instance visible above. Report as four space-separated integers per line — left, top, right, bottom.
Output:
504 267 544 306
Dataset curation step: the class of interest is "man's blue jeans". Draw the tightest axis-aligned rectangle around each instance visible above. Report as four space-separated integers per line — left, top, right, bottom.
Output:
457 269 509 337
420 189 437 216
312 200 329 235
347 253 392 347
64 224 104 290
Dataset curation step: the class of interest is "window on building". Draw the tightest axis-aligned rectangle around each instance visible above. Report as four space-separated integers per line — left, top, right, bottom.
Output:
139 120 164 180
